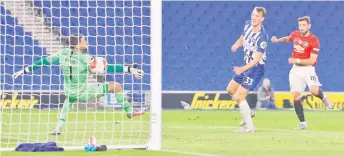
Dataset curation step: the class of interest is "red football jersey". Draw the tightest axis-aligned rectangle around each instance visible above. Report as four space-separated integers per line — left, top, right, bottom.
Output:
289 31 320 59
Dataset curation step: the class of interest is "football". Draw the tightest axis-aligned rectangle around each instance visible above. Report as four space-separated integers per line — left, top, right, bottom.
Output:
89 57 107 74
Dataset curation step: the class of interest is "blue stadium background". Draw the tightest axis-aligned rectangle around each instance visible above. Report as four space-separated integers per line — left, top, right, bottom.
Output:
1 1 344 92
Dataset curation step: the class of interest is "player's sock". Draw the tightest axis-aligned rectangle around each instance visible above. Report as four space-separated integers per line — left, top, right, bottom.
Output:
55 100 72 131
115 91 133 113
238 100 254 129
314 89 324 100
294 99 305 122
312 89 333 108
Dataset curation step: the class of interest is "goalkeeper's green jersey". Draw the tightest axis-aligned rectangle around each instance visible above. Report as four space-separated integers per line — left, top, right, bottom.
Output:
48 48 91 96
28 48 125 97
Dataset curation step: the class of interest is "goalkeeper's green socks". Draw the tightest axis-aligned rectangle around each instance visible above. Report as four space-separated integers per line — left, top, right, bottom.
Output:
55 99 72 132
115 91 133 113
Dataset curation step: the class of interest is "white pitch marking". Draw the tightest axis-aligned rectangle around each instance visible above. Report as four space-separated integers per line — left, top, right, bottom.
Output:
167 125 344 135
162 149 222 156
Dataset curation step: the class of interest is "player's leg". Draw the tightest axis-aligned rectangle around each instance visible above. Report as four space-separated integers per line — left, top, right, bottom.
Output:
289 68 307 129
306 71 333 109
292 91 307 129
234 85 254 132
226 79 241 96
234 72 263 132
51 97 76 135
107 82 144 118
227 74 254 126
309 85 333 108
229 74 257 127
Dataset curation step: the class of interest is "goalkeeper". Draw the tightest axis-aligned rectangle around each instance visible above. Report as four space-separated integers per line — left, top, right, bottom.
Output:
12 34 145 135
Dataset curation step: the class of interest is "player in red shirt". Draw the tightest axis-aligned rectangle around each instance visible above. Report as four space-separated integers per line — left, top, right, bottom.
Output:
271 16 333 130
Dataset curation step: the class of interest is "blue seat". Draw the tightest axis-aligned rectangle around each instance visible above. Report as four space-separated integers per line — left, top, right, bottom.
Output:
0 5 6 15
15 26 25 36
96 46 106 55
42 8 51 17
87 27 96 37
61 8 70 17
97 18 106 26
51 8 61 17
88 17 97 26
97 8 106 17
33 1 42 7
88 9 97 17
42 1 52 7
4 1 344 91
24 37 34 45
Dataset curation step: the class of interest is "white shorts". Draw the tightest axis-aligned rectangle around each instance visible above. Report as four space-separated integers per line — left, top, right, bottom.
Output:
289 65 321 92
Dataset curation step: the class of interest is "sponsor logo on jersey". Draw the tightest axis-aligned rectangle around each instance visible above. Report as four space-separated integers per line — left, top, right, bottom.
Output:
293 45 305 53
298 39 302 44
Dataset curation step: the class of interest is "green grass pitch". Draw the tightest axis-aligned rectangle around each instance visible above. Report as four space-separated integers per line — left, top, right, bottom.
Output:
1 110 344 156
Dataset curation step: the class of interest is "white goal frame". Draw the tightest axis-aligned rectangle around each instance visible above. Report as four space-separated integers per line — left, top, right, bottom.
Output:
148 0 162 151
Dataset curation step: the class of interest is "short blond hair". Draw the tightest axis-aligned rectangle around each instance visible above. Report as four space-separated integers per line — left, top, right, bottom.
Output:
254 7 266 17
298 16 311 24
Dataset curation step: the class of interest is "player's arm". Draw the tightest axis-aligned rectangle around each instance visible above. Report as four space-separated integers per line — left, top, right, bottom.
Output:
272 31 296 43
86 55 144 78
233 21 250 52
12 54 60 79
107 64 144 79
107 64 138 73
235 35 244 47
28 55 59 71
272 36 291 43
242 52 264 71
292 53 318 66
231 35 243 52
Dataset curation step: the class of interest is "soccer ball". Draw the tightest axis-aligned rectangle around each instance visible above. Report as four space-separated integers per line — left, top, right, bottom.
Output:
90 57 107 74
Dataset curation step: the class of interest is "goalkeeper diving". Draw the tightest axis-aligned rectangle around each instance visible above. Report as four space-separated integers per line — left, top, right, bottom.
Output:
12 34 145 135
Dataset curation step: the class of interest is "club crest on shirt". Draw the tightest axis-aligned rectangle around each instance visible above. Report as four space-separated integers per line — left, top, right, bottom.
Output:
302 41 309 48
260 41 267 49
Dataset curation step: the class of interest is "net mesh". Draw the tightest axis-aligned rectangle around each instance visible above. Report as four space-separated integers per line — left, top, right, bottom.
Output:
0 0 151 149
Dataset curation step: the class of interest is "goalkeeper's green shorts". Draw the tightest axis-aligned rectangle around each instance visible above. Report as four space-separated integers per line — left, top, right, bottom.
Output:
68 83 109 103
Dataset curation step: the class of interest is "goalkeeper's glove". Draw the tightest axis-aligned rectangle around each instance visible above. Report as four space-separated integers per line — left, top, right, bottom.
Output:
12 67 30 79
125 65 144 79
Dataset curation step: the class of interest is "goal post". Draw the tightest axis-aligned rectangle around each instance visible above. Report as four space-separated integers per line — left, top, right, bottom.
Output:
0 0 162 151
148 0 162 151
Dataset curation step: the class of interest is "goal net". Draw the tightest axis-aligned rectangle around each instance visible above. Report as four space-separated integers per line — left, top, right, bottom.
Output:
0 0 161 151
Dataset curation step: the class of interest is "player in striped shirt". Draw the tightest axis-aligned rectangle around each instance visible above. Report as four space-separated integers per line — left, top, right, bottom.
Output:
12 34 145 135
227 7 268 132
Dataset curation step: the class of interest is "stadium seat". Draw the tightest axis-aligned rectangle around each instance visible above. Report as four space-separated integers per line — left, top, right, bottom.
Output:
0 5 6 15
160 1 344 91
3 1 343 91
42 1 52 7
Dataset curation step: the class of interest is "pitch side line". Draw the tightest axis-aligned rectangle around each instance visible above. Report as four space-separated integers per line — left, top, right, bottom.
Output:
167 125 344 135
162 149 222 156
